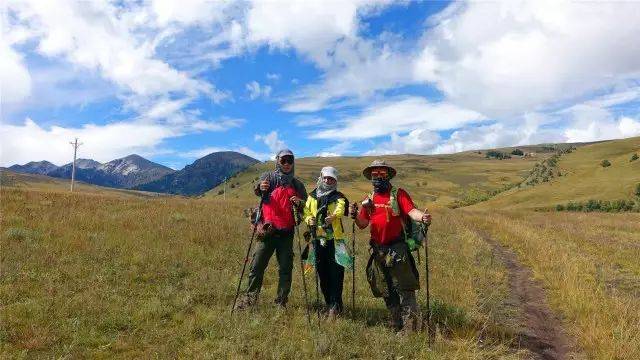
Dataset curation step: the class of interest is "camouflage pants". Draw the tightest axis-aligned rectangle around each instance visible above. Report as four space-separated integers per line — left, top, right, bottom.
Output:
366 241 421 329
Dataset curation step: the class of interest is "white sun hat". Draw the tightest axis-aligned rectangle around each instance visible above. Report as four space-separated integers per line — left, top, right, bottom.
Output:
320 166 338 181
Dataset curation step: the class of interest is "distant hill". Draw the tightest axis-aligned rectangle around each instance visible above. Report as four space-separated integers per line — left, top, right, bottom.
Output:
98 154 175 188
8 155 174 189
476 136 640 210
9 160 59 175
135 151 260 196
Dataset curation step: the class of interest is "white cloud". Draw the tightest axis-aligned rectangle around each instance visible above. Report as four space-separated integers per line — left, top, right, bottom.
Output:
0 41 32 104
246 81 272 100
292 115 326 127
282 39 415 112
247 0 388 67
254 130 286 154
315 152 342 158
365 112 565 155
311 96 485 140
0 118 177 166
563 104 640 143
8 0 211 98
266 73 280 81
315 141 353 157
414 1 640 117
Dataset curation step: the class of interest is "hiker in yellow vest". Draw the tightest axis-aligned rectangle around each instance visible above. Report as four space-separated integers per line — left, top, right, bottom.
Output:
303 166 351 320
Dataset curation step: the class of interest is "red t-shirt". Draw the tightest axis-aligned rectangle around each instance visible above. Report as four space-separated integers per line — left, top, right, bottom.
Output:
358 188 416 245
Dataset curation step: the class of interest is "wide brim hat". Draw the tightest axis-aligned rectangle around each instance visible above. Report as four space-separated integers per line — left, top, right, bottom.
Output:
362 160 396 180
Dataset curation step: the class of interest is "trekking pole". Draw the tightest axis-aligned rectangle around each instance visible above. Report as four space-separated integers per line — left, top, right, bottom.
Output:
293 205 313 328
350 205 357 316
423 223 433 346
310 226 321 320
231 196 264 315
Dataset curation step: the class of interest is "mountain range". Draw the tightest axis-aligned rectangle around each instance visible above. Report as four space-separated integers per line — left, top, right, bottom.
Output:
6 152 259 195
134 151 260 196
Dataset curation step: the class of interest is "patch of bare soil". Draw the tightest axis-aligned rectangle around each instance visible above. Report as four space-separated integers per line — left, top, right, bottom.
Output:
475 230 575 360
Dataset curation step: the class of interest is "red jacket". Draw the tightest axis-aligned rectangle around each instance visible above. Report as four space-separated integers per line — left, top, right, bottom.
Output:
255 171 307 231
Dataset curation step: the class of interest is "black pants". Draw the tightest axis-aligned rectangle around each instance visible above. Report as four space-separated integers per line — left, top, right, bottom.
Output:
314 238 344 311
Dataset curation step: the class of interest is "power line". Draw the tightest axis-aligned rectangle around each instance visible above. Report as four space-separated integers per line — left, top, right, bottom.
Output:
69 138 82 192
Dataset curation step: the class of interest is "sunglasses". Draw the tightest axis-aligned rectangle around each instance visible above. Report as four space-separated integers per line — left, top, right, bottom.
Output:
370 169 388 179
279 156 294 165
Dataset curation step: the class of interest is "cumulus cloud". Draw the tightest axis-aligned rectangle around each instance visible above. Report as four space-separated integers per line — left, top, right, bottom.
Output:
266 73 280 81
0 41 32 104
0 118 177 166
311 96 485 140
0 114 243 167
255 130 287 154
246 81 272 100
563 104 640 143
414 1 640 117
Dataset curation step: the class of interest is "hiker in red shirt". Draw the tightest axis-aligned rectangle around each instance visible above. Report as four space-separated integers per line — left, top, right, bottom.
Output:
236 149 307 310
350 160 432 334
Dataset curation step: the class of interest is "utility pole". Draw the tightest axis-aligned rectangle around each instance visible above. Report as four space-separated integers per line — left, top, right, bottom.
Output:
69 138 82 192
223 177 227 200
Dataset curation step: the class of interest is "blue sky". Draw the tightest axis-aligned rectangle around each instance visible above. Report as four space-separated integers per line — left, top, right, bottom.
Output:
2 0 640 169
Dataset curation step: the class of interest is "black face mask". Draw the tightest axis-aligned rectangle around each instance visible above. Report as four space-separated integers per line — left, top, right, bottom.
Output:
372 178 391 193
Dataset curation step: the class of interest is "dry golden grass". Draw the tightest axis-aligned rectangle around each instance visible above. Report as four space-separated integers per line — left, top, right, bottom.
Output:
480 137 640 210
2 186 523 359
206 152 544 208
3 137 640 358
459 210 640 359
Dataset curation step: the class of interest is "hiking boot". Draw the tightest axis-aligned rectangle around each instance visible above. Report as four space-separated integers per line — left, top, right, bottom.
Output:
397 312 422 336
273 297 288 309
327 306 341 321
234 293 257 311
388 306 403 331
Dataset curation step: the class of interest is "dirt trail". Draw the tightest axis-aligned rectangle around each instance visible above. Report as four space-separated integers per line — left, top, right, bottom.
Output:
474 229 573 360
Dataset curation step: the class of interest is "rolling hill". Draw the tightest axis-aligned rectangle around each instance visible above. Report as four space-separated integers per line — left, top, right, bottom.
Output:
207 139 639 211
477 136 640 210
206 145 561 207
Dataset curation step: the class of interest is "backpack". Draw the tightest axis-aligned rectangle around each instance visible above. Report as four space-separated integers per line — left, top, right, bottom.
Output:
370 187 425 251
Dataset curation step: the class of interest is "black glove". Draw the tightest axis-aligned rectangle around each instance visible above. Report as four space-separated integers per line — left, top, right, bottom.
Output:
349 203 359 219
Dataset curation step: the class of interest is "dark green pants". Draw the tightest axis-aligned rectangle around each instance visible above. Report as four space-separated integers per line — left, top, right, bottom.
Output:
245 229 294 304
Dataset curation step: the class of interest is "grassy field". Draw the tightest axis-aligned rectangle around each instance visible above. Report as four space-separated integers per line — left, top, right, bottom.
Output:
2 137 640 359
2 184 525 359
459 210 640 359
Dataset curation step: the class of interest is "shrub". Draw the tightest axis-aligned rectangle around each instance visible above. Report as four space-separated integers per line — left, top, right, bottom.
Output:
485 150 511 160
635 183 640 197
586 199 600 212
631 153 639 162
5 227 41 242
511 148 524 156
230 183 236 189
600 159 611 167
171 213 186 222
556 204 565 211
217 189 224 195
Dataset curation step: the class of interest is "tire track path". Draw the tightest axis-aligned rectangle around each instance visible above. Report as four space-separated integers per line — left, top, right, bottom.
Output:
474 229 573 360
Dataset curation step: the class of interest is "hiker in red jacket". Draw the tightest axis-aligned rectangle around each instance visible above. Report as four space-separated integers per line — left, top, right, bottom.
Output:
350 160 432 334
236 149 307 309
